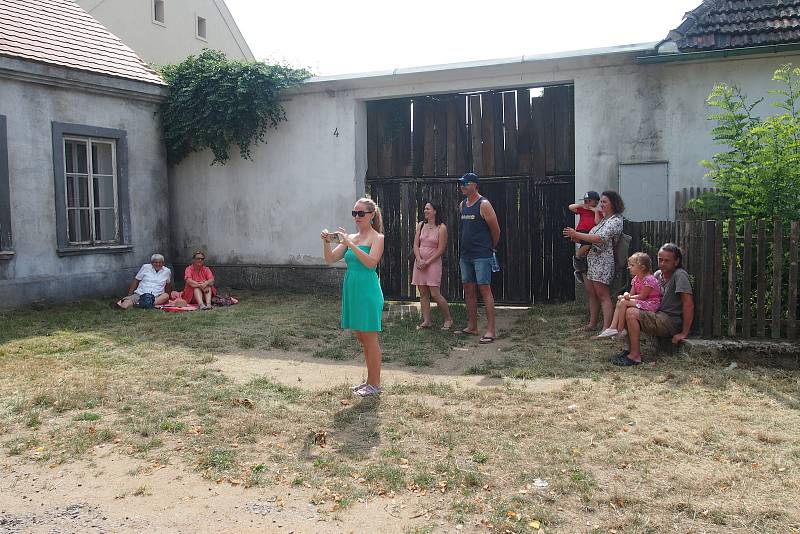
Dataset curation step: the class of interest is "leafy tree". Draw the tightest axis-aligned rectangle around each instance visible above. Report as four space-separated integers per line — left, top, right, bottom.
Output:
158 50 311 165
700 64 800 221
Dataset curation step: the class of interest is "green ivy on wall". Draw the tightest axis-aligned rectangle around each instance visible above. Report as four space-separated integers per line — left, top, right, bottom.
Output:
158 50 311 165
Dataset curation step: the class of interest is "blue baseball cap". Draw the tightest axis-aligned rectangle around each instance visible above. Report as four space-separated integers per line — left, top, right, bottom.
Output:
458 173 480 186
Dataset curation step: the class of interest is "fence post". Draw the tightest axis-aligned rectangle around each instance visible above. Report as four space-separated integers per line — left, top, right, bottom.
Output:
702 220 716 336
788 221 799 339
772 218 783 339
742 221 753 339
757 220 767 338
728 218 737 337
713 220 723 337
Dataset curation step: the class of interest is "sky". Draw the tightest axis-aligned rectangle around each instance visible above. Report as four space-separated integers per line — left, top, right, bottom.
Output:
224 0 702 76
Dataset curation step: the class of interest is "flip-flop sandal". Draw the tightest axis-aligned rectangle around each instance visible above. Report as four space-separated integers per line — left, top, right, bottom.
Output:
441 323 453 331
415 324 432 331
479 336 496 344
611 354 641 366
454 329 479 336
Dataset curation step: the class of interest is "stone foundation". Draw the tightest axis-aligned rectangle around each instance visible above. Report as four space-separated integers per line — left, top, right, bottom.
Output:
173 263 345 294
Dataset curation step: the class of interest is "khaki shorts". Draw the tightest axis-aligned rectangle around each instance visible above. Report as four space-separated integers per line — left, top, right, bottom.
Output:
121 293 165 305
121 293 142 305
638 311 680 337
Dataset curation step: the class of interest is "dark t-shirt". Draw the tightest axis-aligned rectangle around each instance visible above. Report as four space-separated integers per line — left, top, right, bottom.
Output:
656 268 693 328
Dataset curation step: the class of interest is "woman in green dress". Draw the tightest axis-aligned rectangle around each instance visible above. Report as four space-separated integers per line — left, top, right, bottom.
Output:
321 197 385 397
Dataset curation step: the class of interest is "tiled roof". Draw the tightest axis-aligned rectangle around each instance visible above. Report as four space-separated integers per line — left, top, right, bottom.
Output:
669 0 800 51
0 0 164 85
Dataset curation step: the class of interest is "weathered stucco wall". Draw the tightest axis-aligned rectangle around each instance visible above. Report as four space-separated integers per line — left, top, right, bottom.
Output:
75 0 254 64
0 73 169 308
168 47 800 285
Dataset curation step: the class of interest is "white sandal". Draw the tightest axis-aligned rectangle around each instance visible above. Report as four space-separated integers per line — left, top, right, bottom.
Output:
353 384 382 397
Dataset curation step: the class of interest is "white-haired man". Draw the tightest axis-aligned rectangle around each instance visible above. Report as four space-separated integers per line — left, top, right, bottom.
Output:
114 254 172 309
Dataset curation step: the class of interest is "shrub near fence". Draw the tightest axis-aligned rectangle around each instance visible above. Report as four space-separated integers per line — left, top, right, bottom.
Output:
624 219 800 340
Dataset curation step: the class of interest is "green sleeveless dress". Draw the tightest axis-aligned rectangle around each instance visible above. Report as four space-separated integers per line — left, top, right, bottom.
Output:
341 245 384 332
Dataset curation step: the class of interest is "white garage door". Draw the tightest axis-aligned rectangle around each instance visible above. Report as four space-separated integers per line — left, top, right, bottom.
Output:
619 162 669 222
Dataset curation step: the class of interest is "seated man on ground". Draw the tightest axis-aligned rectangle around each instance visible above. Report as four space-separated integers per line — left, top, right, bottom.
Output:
611 243 694 366
114 254 173 309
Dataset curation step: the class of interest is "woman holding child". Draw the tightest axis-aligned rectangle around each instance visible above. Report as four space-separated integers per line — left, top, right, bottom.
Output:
321 197 385 398
412 202 453 330
563 191 624 332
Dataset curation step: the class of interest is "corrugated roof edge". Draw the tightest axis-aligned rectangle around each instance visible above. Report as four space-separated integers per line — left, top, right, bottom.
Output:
304 42 658 85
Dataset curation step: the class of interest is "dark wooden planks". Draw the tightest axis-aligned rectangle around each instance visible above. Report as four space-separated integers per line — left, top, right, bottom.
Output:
530 96 546 180
469 95 483 175
503 91 518 174
788 221 799 338
445 96 468 176
757 220 767 337
367 104 378 177
433 98 448 176
713 220 723 337
480 92 504 176
701 221 715 336
742 221 753 338
772 218 783 338
728 219 737 337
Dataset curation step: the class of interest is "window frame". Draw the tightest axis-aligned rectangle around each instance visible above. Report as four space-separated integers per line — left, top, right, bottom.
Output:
62 136 120 246
152 0 166 26
0 114 11 258
52 122 132 256
196 15 207 41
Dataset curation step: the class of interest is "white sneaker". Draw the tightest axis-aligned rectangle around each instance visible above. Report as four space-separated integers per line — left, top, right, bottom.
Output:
595 328 618 339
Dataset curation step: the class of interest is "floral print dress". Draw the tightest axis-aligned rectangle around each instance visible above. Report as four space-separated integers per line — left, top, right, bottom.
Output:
586 214 623 285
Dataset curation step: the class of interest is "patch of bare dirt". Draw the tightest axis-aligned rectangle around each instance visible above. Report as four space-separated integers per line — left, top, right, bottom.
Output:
0 450 456 533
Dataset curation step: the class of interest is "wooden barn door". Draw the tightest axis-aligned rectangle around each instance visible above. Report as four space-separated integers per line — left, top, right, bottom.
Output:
366 85 575 304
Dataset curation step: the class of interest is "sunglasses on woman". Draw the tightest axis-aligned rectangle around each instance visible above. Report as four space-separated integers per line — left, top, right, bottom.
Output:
193 256 205 261
351 210 373 218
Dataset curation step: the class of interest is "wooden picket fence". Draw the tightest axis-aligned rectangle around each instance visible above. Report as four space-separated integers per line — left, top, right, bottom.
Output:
625 219 800 339
674 186 718 221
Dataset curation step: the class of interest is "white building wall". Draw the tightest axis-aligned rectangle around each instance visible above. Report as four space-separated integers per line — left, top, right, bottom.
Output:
169 48 800 271
75 0 254 65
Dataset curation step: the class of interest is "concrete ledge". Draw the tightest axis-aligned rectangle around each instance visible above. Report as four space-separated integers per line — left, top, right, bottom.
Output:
682 338 800 357
174 264 346 294
56 245 133 257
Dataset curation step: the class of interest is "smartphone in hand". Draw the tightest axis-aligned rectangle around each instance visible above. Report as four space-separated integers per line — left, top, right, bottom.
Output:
325 233 342 243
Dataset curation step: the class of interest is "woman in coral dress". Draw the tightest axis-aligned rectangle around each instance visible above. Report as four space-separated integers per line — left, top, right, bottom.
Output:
182 250 216 310
412 202 453 330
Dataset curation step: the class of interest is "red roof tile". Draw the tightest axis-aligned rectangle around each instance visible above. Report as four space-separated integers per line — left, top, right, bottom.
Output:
0 0 164 85
669 0 800 51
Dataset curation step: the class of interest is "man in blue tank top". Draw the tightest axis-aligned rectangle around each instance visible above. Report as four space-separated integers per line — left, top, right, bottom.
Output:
456 173 501 343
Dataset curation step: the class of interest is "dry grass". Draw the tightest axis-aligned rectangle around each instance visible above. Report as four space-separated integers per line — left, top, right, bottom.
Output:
1 294 799 533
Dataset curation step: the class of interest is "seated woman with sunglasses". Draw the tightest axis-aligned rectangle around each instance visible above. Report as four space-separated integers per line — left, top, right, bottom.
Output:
321 198 385 398
181 250 216 310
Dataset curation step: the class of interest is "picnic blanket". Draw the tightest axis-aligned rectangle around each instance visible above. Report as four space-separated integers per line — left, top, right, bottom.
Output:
156 291 199 312
154 292 239 312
